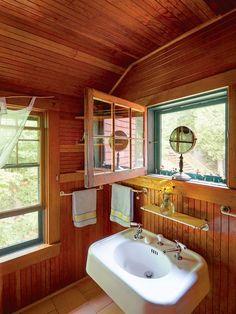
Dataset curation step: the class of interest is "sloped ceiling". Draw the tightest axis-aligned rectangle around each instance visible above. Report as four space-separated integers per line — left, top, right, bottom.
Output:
0 0 235 97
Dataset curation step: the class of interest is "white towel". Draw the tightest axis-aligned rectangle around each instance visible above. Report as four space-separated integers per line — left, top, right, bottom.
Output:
110 184 133 227
72 189 97 228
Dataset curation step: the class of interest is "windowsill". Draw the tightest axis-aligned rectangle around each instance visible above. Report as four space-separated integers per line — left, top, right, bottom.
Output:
147 174 228 189
0 242 60 276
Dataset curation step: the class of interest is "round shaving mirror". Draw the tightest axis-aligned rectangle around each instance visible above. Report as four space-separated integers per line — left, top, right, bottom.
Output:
169 126 197 181
169 126 196 154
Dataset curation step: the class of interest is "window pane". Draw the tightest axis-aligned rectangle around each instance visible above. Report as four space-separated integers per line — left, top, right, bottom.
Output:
0 212 39 250
0 167 40 212
115 139 130 171
20 129 39 140
7 146 17 164
6 129 40 166
93 99 112 136
18 140 40 163
132 139 144 168
131 110 144 138
93 137 113 173
25 116 39 128
115 105 130 137
160 103 226 179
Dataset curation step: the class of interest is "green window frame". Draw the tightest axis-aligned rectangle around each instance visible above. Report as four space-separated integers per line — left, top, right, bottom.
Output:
148 88 228 184
0 113 44 256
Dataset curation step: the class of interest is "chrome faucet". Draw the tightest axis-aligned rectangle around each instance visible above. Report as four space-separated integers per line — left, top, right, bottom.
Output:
156 234 164 246
163 240 187 260
130 222 143 240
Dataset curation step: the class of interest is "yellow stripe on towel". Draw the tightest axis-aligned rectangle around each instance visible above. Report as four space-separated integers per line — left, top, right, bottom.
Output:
110 209 130 223
74 211 96 222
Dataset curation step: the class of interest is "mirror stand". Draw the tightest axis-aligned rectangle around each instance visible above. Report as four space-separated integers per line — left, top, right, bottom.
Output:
172 154 191 181
116 151 121 170
169 126 197 182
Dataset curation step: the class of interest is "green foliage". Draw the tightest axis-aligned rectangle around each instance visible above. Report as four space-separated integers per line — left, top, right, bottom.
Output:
0 212 38 249
161 103 225 176
0 117 41 251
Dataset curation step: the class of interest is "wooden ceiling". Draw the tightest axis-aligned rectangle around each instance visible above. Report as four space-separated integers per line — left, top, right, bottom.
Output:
0 0 235 98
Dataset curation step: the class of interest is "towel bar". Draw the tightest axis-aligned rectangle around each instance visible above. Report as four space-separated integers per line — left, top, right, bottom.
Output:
60 186 103 196
109 184 147 194
220 205 236 218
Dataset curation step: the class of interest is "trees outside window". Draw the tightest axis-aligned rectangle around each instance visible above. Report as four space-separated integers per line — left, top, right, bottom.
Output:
0 114 44 256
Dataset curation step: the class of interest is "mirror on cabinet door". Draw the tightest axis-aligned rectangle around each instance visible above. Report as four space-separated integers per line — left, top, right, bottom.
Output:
84 88 147 188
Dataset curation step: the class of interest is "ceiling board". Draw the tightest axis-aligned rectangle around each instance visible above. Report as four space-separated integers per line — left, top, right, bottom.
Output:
0 0 235 97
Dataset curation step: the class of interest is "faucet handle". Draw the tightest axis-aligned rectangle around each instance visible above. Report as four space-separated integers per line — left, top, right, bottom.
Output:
174 240 187 250
156 234 164 245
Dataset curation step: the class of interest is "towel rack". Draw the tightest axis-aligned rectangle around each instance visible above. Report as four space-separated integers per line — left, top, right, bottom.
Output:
109 184 147 194
60 186 103 196
133 188 148 194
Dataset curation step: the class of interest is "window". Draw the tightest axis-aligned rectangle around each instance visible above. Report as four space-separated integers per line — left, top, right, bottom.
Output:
84 88 146 188
149 89 227 184
0 113 44 256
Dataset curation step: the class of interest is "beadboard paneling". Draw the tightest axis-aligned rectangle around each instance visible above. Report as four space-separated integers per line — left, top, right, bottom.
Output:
0 1 235 97
59 111 84 174
114 10 236 104
122 180 236 314
2 183 111 313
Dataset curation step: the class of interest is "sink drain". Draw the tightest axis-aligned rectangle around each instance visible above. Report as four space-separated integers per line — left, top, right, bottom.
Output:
144 271 153 278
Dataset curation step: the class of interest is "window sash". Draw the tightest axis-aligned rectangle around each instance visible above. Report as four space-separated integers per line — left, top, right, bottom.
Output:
150 89 228 183
0 204 43 219
0 112 44 256
0 209 43 256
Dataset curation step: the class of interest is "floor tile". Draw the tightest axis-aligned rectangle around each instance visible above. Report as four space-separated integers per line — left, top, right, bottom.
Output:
76 277 103 298
20 299 55 314
52 287 86 314
97 302 124 314
69 303 96 314
79 284 103 301
87 292 113 312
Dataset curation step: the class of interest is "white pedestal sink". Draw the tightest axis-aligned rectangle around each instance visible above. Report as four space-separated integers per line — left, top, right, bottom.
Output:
86 228 210 314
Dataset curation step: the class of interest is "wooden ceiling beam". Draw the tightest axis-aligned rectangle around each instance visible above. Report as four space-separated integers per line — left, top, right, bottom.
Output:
0 22 125 75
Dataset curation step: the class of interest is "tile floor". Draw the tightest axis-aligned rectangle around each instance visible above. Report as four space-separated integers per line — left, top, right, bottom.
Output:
19 277 124 314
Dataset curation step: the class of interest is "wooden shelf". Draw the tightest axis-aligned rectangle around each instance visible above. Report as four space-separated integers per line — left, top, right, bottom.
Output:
141 204 209 231
60 144 84 153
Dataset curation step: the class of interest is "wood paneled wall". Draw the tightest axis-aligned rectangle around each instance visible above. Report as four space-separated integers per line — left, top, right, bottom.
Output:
2 9 236 310
1 104 111 314
59 112 84 174
94 180 236 314
2 177 236 314
114 10 236 104
133 187 236 314
2 107 236 314
2 184 111 313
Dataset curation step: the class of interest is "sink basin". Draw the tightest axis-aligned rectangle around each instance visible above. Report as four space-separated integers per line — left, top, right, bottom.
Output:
114 241 171 278
86 228 210 314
